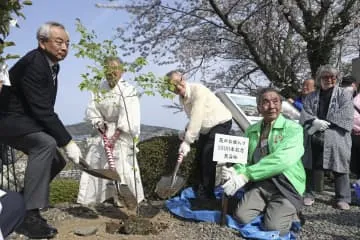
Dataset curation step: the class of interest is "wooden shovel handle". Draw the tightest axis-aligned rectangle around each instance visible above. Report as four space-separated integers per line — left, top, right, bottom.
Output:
220 162 234 226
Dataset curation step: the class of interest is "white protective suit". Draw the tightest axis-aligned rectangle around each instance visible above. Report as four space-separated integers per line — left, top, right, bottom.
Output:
77 79 144 205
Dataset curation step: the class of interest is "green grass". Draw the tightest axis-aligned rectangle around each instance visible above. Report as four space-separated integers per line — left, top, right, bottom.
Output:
49 179 79 205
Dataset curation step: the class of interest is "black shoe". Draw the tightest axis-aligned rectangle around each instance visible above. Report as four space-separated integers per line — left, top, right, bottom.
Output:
36 211 58 234
16 211 57 239
27 209 58 234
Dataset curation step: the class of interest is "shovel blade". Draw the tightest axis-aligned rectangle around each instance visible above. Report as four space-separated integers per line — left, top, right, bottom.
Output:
155 175 186 199
79 159 121 181
117 183 137 210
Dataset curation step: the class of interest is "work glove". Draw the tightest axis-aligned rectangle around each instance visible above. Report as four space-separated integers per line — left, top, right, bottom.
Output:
95 121 107 134
221 165 237 182
221 166 248 196
312 119 330 132
63 140 82 164
178 141 191 157
178 130 186 141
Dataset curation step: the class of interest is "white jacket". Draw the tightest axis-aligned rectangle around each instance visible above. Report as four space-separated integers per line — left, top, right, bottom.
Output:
180 83 232 143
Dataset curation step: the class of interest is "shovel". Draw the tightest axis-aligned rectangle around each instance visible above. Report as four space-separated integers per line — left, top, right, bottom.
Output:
57 148 121 181
78 159 121 181
155 153 186 199
98 128 137 210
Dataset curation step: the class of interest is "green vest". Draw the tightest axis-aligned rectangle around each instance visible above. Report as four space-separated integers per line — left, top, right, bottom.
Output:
234 114 306 195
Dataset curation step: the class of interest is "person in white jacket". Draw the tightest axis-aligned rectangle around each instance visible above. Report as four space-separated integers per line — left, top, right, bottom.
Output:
77 56 144 206
166 70 233 199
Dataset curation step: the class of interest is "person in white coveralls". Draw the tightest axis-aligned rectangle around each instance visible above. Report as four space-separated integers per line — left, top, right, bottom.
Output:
77 56 144 206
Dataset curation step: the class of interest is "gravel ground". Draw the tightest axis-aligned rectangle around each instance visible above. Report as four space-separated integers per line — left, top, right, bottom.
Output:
7 187 360 240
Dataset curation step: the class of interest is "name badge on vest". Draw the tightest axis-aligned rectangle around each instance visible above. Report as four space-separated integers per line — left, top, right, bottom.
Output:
273 135 283 144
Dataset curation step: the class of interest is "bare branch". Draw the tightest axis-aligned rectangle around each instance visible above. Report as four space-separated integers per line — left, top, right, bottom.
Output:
231 67 260 92
208 0 235 30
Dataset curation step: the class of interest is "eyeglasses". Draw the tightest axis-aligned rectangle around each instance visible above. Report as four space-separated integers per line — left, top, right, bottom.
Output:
321 75 336 80
48 38 70 48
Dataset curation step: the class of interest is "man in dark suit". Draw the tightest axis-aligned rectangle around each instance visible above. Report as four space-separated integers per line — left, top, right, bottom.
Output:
0 21 82 239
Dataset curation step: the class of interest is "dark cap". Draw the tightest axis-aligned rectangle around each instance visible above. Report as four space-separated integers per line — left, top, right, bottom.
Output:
341 75 356 87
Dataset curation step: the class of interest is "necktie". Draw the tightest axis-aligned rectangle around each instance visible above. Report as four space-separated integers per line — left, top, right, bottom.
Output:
51 64 59 84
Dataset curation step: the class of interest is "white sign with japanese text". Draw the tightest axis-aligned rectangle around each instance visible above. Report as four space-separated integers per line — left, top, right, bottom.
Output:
213 133 249 164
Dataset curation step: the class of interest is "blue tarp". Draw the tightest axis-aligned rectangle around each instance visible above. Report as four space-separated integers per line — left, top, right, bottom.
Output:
166 187 301 240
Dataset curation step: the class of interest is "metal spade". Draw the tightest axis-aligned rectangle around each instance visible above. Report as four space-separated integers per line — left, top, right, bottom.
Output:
155 153 186 199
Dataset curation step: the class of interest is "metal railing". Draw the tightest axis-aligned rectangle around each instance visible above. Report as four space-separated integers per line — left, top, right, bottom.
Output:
0 144 18 191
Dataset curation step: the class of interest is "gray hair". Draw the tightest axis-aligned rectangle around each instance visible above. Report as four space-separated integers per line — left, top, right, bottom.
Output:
166 70 183 79
315 64 339 86
36 21 68 41
104 56 123 65
256 87 282 106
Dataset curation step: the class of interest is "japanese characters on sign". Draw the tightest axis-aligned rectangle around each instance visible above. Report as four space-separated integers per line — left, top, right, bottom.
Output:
213 133 249 164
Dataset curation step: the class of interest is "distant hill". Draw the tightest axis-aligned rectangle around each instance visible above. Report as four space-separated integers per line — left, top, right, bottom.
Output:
65 122 179 142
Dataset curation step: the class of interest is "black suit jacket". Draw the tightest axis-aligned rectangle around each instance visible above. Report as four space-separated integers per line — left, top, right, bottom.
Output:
0 48 72 147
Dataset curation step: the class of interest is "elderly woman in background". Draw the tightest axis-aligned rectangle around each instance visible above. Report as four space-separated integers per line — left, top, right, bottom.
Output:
300 65 354 210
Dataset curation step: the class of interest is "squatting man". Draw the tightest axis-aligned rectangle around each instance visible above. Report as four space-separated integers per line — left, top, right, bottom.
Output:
221 88 306 236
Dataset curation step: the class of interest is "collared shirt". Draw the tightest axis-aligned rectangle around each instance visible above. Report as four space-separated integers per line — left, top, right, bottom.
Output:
45 56 58 84
45 55 57 71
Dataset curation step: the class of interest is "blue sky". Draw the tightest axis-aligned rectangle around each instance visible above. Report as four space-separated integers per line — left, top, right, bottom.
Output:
4 0 187 130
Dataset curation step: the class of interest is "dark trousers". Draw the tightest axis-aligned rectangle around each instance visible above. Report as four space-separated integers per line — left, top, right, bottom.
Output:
0 132 66 210
305 142 351 203
0 191 26 237
195 120 232 197
350 134 360 177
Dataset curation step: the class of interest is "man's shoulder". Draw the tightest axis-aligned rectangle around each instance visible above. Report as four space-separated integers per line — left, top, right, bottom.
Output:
120 81 139 96
281 118 303 135
189 83 213 97
10 48 45 71
189 82 207 90
19 48 43 62
269 115 302 132
246 121 261 133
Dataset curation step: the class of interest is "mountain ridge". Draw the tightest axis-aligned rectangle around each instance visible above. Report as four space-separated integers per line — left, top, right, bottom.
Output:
65 121 179 142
